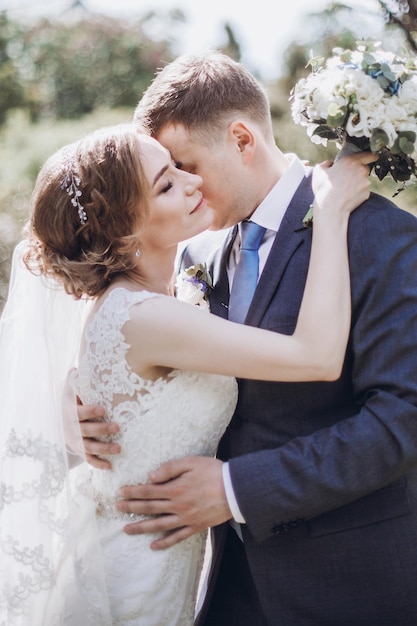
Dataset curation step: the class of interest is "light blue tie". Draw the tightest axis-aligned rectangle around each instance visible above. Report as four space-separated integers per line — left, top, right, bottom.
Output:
228 221 266 324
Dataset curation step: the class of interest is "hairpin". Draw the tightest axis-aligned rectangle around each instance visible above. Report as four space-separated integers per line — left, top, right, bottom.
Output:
60 156 87 225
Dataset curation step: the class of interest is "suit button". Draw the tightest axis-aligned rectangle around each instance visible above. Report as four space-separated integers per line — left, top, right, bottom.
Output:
272 519 303 534
272 524 285 534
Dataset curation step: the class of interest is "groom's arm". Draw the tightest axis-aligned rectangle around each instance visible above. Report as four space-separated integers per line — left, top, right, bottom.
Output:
228 200 417 541
116 199 417 546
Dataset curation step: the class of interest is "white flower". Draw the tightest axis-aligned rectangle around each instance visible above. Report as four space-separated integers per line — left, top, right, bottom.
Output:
345 100 386 138
384 98 409 126
396 77 417 115
176 278 209 308
175 263 213 311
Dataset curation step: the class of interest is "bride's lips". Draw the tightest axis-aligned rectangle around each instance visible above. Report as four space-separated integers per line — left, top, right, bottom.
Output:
190 196 207 214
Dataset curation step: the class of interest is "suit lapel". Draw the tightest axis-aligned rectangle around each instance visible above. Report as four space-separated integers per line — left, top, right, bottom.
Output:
208 226 236 319
246 174 314 327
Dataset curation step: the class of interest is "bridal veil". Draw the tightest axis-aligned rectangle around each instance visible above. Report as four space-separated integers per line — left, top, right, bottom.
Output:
0 241 112 625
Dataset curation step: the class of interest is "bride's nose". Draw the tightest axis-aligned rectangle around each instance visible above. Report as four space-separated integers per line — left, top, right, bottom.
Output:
184 172 203 194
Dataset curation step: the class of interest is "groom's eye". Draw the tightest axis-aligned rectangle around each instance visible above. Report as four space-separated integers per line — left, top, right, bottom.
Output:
177 164 195 174
175 161 183 170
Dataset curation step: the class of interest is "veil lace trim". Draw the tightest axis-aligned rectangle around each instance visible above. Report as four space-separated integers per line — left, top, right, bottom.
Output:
0 241 112 625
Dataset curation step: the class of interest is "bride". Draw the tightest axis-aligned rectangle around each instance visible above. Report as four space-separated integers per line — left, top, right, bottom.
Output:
0 122 373 625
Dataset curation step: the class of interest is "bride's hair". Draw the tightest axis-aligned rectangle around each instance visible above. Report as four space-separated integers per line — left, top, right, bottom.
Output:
23 123 149 299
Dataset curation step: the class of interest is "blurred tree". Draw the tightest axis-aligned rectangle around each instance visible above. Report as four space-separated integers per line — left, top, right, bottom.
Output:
378 1 417 50
279 1 417 95
0 13 25 125
221 22 242 62
280 3 372 96
16 13 174 121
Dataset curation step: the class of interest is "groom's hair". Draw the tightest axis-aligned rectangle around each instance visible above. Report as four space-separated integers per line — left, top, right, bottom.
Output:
134 50 274 144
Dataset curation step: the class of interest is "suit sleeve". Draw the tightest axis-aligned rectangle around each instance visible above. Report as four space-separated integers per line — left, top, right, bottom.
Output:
228 200 417 542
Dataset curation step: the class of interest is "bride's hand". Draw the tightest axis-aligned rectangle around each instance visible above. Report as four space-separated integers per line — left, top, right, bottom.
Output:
77 398 120 469
312 151 377 218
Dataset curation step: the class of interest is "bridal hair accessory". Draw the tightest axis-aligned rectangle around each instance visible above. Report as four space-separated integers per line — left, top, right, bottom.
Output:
175 263 213 310
291 40 417 224
60 155 88 225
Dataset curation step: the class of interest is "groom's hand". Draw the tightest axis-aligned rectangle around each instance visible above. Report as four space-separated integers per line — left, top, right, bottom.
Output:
77 398 120 469
117 456 232 549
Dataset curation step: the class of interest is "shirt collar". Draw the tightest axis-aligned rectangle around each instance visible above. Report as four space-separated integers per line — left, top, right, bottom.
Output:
247 154 307 233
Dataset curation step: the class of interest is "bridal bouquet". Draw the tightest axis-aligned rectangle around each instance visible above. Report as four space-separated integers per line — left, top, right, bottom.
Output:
290 40 417 191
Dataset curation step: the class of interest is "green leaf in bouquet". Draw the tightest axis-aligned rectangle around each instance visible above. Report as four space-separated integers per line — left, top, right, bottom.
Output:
380 63 396 82
375 74 390 90
397 131 416 155
370 128 389 152
326 103 347 127
312 125 339 141
363 52 376 67
348 92 358 105
339 50 352 64
306 55 325 70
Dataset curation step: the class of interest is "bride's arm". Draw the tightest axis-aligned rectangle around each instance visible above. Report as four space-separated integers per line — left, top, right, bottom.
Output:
125 152 375 383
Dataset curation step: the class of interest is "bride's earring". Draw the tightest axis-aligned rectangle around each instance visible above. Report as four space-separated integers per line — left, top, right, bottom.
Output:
135 248 141 258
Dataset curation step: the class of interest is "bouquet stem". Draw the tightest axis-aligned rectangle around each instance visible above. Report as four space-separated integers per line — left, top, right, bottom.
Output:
335 137 365 162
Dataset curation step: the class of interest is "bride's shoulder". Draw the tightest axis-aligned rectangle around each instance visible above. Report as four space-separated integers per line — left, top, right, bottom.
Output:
84 286 165 339
96 285 159 312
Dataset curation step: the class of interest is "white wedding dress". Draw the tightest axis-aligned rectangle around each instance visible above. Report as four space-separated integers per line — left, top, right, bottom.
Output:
0 267 238 626
67 287 238 625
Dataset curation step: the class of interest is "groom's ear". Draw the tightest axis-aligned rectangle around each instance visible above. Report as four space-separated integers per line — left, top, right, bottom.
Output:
228 121 255 163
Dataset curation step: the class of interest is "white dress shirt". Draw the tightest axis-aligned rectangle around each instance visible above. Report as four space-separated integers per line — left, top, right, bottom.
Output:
222 154 308 524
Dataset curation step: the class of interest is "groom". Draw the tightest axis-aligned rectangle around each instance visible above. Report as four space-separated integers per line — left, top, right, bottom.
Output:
79 52 417 625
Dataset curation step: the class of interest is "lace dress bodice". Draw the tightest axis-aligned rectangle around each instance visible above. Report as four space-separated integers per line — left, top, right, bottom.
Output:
70 288 238 625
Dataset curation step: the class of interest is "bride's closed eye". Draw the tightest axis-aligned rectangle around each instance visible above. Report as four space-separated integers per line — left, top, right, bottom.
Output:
161 180 173 193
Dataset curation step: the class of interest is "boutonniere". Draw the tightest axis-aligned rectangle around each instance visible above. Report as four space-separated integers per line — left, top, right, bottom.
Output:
175 263 213 310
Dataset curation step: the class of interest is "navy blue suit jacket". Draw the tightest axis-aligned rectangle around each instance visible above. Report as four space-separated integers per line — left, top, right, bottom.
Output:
183 174 417 625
